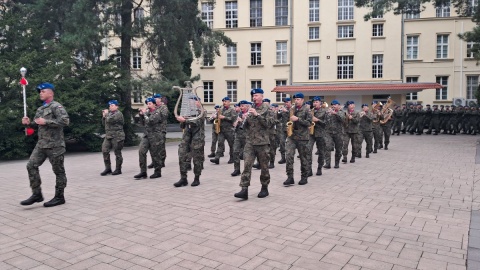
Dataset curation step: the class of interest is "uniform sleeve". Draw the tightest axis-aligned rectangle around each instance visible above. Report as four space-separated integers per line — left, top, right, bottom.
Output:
296 107 312 127
46 105 70 127
315 110 326 127
222 108 236 122
350 112 360 124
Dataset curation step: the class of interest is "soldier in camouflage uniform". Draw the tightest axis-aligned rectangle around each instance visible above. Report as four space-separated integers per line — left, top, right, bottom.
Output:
411 104 425 135
234 89 272 200
405 104 416 134
134 97 166 179
211 97 236 164
231 101 250 176
148 94 169 169
21 82 70 208
468 107 478 135
311 97 326 176
174 96 206 187
324 100 345 169
424 104 432 132
305 101 315 177
426 105 441 135
277 97 292 164
283 93 312 186
207 105 223 158
380 105 394 150
448 105 460 134
357 104 375 158
400 104 407 134
372 102 383 152
441 105 451 133
342 101 360 163
100 100 125 176
392 106 403 136
261 99 278 168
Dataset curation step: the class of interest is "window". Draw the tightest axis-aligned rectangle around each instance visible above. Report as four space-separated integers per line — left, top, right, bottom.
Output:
467 75 478 99
134 8 144 28
251 80 261 89
372 24 383 37
250 0 262 27
436 34 449 59
133 84 142 104
405 2 421 19
227 81 237 102
436 76 448 100
436 1 450 17
201 2 214 28
372 54 383 79
468 0 478 15
406 36 419 60
276 42 287 64
203 81 214 103
227 45 237 66
338 0 354 21
276 80 287 102
467 42 476 58
115 48 121 68
309 27 320 40
309 57 319 80
338 25 354 38
132 48 141 69
226 1 238 28
337 56 354 79
251 43 262 65
203 56 213 67
275 0 288 26
406 77 418 100
113 13 122 28
309 0 320 22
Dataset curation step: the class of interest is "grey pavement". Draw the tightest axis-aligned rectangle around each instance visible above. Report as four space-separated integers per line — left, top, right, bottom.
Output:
1 127 479 270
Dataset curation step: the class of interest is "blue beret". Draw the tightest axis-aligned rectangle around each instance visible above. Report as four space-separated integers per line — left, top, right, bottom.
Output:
145 97 155 104
271 104 278 107
214 105 220 109
251 88 264 95
222 96 230 101
331 100 340 105
234 103 239 107
372 101 378 105
108 100 119 106
293 92 304 99
305 101 312 105
346 101 355 106
362 104 369 107
426 104 431 106
36 82 55 92
312 96 322 101
238 100 249 105
263 98 271 103
153 93 162 99
283 97 291 102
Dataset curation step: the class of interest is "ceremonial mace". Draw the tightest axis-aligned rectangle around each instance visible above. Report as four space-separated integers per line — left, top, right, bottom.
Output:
20 67 34 136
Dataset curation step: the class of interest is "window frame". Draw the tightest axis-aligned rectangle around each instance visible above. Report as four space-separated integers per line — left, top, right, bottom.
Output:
337 55 354 79
276 42 288 64
338 25 354 38
250 43 262 65
309 57 320 80
132 48 142 69
227 44 237 66
466 75 478 99
436 34 449 59
435 76 448 100
203 81 214 103
226 81 238 102
406 77 419 101
275 0 289 26
275 80 288 102
309 26 320 40
338 0 354 21
406 35 419 60
250 0 263 27
225 1 238 28
372 23 384 37
309 0 320 22
201 2 214 28
372 54 383 79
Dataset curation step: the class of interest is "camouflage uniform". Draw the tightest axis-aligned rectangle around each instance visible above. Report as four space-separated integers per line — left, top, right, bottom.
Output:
392 108 403 135
468 108 478 135
277 107 291 162
324 109 345 167
139 107 166 175
424 106 432 131
215 106 236 161
405 107 416 134
102 110 125 171
285 104 312 180
240 103 272 187
448 107 460 134
178 110 206 178
208 115 224 156
372 111 383 151
312 107 326 171
427 107 441 135
441 108 451 133
26 101 70 194
268 109 279 165
156 105 169 166
342 110 360 160
357 111 375 156
411 108 425 134
232 111 247 173
380 112 393 149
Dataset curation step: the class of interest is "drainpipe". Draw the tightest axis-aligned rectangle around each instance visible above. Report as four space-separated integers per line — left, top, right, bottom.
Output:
289 0 293 86
460 21 464 99
400 13 405 82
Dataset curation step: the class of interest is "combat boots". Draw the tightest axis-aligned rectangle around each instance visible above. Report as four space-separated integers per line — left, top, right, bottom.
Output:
210 158 219 164
298 177 308 185
112 168 122 175
366 152 370 158
373 148 377 153
207 153 215 158
252 163 260 169
234 187 248 199
174 177 188 187
191 175 200 186
100 168 112 176
342 156 348 163
147 163 154 169
231 170 241 176
308 169 313 177
350 157 355 163
334 157 340 169
150 169 162 179
283 176 294 186
384 143 389 150
43 188 65 207
316 167 322 175
134 172 147 179
227 156 234 164
278 154 286 164
20 190 44 206
257 185 269 198
269 161 275 169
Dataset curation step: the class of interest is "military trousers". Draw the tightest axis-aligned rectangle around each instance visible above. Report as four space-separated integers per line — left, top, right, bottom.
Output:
357 130 373 155
178 139 204 178
27 146 67 193
216 130 234 159
324 132 343 165
307 135 315 169
381 122 393 146
139 136 162 174
233 135 246 171
102 138 124 170
404 118 415 133
269 133 277 163
240 143 270 187
373 126 383 149
286 138 310 178
210 129 219 154
314 135 326 169
149 132 167 167
342 132 358 158
277 131 287 156
428 119 440 134
393 120 402 134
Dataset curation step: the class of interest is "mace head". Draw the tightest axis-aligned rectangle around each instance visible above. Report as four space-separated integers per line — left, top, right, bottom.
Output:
20 67 27 77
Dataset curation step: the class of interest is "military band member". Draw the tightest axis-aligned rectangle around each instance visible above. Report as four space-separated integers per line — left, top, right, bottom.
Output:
210 97 236 164
357 104 375 158
231 100 250 176
324 100 345 168
342 101 360 163
380 105 394 150
174 96 206 187
304 101 314 177
208 105 224 158
426 105 441 135
100 100 125 176
277 97 292 164
148 93 168 169
311 97 326 175
234 89 272 200
263 98 278 168
372 101 383 153
21 82 70 207
392 105 403 136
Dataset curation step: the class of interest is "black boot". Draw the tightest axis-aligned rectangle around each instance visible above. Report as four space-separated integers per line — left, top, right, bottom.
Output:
227 157 234 164
231 170 241 176
43 188 65 207
173 177 188 187
112 168 122 175
147 163 154 169
283 176 294 186
134 172 147 179
234 187 248 199
278 155 286 164
253 163 260 169
268 161 275 169
308 169 313 177
379 144 383 149
100 168 112 176
373 148 377 153
150 170 162 179
20 190 44 206
210 158 219 164
342 157 348 163
357 154 361 158
384 144 389 150
334 157 340 169
298 177 308 185
366 152 370 158
191 175 200 186
207 153 215 158
350 157 355 163
323 161 331 169
316 167 322 176
257 185 269 198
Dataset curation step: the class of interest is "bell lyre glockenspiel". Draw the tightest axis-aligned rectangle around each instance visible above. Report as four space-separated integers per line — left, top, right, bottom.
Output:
173 82 205 122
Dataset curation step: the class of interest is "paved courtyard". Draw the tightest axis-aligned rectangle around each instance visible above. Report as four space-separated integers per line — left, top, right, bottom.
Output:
1 127 479 270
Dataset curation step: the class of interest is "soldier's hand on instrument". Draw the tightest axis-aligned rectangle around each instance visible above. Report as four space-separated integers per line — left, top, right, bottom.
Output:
22 117 30 125
348 114 353 120
102 109 108 117
248 108 258 116
219 115 225 119
176 116 186 122
312 116 318 122
290 115 299 122
35 118 46 125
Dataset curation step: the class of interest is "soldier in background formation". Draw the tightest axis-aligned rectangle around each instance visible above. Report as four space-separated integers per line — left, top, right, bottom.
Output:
100 100 125 176
311 97 326 176
207 105 224 158
147 94 169 170
324 100 345 169
342 101 360 164
231 100 251 176
210 97 236 165
277 97 292 164
357 104 375 158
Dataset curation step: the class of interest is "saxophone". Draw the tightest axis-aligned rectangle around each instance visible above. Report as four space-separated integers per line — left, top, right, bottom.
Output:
309 109 315 135
286 107 294 137
213 108 221 134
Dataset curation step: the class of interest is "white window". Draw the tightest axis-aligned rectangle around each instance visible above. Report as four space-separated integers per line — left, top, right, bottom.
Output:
338 25 354 38
201 2 214 28
337 56 354 79
372 24 383 37
436 34 449 59
203 56 213 67
250 0 262 27
251 80 261 89
275 0 288 26
309 57 319 80
405 2 420 19
406 77 418 100
276 80 287 102
227 81 237 102
134 8 144 28
227 45 237 66
203 81 214 103
309 0 320 22
226 1 238 28
133 84 142 104
469 0 479 15
115 48 121 68
132 48 141 69
406 36 418 60
436 1 450 17
251 43 262 65
276 42 287 64
309 27 320 40
436 76 448 100
338 0 354 21
372 54 383 79
467 75 478 99
467 42 476 58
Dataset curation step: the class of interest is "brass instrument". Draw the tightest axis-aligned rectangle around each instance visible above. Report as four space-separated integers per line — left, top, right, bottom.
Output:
309 109 315 135
372 101 383 123
286 107 294 137
213 108 221 134
379 97 395 124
